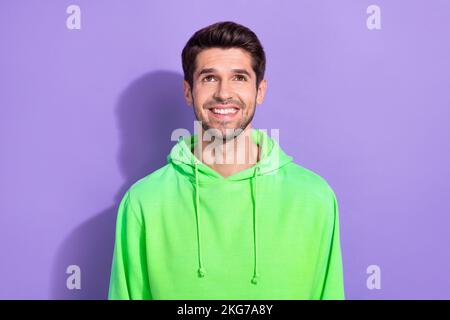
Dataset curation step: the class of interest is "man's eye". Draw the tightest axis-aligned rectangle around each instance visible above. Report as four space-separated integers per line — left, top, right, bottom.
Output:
202 75 216 82
234 75 247 81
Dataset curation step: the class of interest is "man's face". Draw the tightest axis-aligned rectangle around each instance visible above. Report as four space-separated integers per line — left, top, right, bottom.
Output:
183 47 267 140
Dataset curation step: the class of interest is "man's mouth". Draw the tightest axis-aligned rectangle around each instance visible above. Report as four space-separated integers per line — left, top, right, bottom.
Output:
208 105 240 120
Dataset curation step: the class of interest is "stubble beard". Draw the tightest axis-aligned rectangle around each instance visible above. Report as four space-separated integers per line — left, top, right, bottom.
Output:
192 96 257 142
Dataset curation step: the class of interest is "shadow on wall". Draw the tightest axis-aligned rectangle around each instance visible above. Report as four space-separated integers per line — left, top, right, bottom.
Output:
50 70 194 299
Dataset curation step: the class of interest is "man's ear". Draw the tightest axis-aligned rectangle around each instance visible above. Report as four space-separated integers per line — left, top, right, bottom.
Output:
183 80 193 107
256 79 267 105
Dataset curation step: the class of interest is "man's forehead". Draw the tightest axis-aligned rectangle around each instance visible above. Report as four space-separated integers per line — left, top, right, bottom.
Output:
195 48 253 72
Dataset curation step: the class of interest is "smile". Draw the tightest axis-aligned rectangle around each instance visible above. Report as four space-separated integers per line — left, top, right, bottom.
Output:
211 108 239 115
208 107 240 120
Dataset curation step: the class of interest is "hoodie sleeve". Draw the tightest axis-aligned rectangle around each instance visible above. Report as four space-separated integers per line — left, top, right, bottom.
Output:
319 190 345 300
108 190 152 300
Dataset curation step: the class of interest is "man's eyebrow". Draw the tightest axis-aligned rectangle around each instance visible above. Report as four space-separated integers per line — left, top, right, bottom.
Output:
197 68 252 78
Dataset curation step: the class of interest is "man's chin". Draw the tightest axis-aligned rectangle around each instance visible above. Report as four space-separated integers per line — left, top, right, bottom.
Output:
202 125 245 140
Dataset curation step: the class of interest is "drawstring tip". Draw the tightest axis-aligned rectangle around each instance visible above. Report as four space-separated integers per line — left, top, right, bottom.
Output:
251 274 260 285
198 267 206 278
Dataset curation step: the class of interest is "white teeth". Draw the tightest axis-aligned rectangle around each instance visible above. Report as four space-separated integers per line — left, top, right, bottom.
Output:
211 108 238 115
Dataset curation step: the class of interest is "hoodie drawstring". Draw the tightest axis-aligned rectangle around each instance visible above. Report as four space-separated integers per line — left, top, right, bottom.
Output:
193 160 261 285
194 160 206 278
251 166 260 285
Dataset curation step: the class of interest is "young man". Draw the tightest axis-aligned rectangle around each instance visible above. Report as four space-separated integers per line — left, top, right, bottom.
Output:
108 21 345 300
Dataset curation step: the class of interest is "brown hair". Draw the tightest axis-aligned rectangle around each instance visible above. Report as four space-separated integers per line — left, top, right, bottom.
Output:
181 21 266 89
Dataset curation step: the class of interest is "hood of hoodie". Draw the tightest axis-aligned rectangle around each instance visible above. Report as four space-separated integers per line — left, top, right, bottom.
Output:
167 128 293 182
166 127 293 285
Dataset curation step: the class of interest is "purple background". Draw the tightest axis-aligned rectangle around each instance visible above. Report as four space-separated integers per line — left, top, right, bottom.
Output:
1 0 450 299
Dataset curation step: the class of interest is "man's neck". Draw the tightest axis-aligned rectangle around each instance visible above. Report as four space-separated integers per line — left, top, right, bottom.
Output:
192 126 260 178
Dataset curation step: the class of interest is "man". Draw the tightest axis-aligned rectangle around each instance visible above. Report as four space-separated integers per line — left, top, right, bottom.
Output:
108 21 345 299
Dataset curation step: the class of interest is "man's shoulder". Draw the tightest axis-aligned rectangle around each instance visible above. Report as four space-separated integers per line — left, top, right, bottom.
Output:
126 163 175 198
282 161 337 200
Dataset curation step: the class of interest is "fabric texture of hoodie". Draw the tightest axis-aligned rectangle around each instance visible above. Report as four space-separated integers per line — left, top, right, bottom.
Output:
108 128 345 300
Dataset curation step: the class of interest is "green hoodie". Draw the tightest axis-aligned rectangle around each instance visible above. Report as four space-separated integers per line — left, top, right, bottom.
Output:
108 128 345 300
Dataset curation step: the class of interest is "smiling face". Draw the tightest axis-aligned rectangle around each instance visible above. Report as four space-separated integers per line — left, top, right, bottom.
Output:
183 47 267 140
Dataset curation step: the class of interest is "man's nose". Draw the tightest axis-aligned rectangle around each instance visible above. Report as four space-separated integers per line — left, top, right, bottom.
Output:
213 80 233 101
